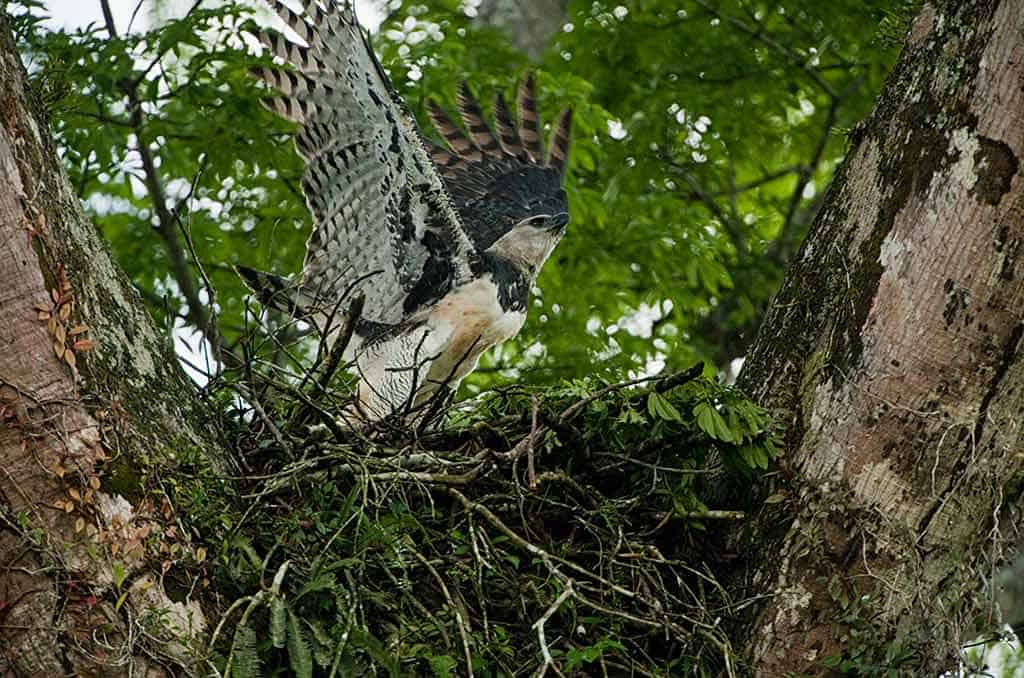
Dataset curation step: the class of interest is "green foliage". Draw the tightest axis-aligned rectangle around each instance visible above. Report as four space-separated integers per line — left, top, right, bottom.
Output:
286 608 314 678
12 0 903 387
229 622 262 678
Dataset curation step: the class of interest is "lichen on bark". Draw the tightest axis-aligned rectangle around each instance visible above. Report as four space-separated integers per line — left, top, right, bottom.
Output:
737 0 1024 673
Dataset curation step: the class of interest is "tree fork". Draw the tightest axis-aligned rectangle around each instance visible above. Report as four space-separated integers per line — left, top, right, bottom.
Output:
737 0 1024 673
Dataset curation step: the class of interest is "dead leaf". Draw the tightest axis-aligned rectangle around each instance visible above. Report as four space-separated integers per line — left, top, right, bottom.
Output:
47 316 56 336
69 324 88 336
73 339 96 351
33 303 50 313
68 488 81 501
51 288 59 304
83 490 93 504
53 464 65 478
37 310 51 321
89 475 101 490
111 542 120 556
64 350 77 369
58 303 71 321
64 502 74 514
53 340 65 359
74 517 85 533
54 500 67 511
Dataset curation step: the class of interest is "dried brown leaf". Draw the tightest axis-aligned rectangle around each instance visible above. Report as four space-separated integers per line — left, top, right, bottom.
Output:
53 340 65 359
69 324 89 336
74 517 85 533
89 475 101 490
64 350 77 369
73 339 96 352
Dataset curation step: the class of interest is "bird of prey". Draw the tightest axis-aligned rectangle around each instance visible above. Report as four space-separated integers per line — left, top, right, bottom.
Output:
236 0 573 423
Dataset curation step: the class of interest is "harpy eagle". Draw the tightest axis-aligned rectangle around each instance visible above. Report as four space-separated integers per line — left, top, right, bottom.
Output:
237 0 573 422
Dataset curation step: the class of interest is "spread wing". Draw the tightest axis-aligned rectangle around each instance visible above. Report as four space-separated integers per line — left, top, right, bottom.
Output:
250 0 476 324
425 74 573 250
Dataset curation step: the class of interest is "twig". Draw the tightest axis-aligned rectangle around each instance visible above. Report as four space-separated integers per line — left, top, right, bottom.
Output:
692 0 838 98
287 294 364 432
412 549 475 678
533 581 574 675
99 0 229 365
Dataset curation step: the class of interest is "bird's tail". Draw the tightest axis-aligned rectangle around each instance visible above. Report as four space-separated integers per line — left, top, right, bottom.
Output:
235 265 306 317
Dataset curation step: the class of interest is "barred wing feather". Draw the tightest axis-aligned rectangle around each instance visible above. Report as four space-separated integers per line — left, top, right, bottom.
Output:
250 0 475 325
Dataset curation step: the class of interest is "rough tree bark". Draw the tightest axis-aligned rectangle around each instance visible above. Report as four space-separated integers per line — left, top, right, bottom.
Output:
737 0 1024 674
0 15 218 676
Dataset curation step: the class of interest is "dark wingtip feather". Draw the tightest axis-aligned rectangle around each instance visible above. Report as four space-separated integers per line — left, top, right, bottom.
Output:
456 81 501 158
427 97 479 160
235 265 302 315
517 71 543 162
546 107 573 178
493 92 525 158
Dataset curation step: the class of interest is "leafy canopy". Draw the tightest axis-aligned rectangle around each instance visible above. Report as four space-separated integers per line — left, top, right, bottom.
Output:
14 0 902 385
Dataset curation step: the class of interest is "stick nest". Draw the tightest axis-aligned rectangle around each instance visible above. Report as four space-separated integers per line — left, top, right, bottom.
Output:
175 341 778 677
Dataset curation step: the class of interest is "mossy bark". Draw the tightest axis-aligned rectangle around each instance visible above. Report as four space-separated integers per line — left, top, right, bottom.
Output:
0 14 220 676
737 0 1024 673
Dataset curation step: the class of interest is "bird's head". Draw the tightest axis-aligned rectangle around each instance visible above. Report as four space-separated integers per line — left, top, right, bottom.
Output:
485 211 569 273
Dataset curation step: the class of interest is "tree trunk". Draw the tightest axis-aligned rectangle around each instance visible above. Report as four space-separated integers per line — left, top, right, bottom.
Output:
0 15 219 676
476 0 567 60
737 0 1024 673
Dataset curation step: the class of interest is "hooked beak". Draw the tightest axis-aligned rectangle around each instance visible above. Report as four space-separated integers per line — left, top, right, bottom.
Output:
549 212 570 231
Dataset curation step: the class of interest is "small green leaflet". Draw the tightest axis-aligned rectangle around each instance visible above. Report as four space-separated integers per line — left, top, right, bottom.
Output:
647 392 683 422
693 401 739 443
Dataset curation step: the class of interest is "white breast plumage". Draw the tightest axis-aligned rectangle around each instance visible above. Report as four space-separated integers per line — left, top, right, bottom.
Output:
425 275 526 384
